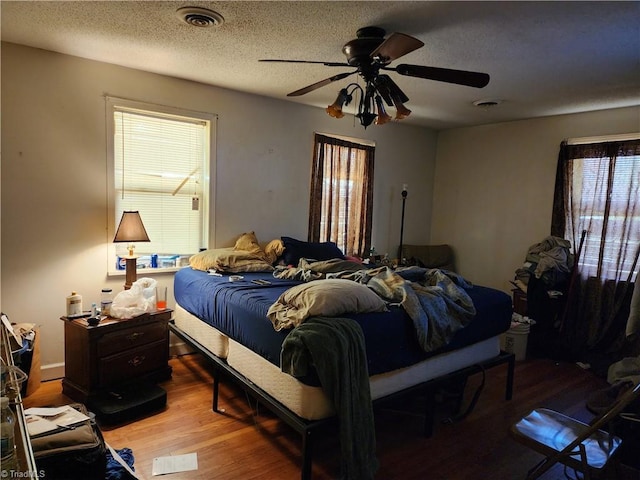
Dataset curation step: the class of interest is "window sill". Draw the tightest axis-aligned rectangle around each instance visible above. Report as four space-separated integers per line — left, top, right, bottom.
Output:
107 266 188 277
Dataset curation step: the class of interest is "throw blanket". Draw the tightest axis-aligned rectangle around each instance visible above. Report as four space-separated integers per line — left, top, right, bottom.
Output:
274 260 476 352
281 316 378 480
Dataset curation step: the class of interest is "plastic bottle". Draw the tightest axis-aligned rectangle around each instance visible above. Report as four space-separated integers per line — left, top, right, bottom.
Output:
101 288 113 317
66 291 83 316
1 396 19 475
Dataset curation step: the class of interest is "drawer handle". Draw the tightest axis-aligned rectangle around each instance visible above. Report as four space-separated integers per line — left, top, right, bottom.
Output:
125 332 145 342
128 355 146 367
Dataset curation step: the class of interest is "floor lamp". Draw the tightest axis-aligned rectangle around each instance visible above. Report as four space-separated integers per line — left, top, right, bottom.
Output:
113 211 150 290
398 184 408 263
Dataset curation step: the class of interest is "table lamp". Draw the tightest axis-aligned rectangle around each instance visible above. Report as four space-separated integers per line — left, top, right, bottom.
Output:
113 211 150 289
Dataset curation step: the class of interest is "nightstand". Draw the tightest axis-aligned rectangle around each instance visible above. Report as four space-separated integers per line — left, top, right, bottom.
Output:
60 310 172 404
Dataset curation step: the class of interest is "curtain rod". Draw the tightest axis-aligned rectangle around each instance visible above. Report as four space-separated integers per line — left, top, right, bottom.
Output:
315 132 376 147
566 132 640 145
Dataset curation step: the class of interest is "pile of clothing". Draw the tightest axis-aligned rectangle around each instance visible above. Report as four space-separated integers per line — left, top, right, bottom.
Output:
514 235 573 291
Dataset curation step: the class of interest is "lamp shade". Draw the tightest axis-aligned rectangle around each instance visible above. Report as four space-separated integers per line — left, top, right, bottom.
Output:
113 211 150 244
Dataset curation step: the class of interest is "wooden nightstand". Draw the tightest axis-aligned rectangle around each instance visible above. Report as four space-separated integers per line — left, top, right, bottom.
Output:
60 310 172 404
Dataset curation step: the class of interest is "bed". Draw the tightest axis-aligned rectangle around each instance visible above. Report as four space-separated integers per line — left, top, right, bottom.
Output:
169 236 515 479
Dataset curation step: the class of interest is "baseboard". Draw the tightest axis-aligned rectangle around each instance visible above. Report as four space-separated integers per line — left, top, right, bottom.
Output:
41 362 65 382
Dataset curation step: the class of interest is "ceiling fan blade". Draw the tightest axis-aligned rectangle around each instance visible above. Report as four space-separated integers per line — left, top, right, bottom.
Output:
370 33 424 64
287 71 357 97
374 75 409 104
394 64 490 88
260 59 349 67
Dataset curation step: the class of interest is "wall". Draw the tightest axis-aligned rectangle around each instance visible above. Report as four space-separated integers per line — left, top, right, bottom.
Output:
431 106 640 290
0 43 437 378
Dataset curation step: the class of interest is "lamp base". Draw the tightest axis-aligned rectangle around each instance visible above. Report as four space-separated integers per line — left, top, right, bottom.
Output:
123 256 138 290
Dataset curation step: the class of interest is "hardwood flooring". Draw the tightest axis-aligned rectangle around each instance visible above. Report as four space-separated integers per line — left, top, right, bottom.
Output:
24 354 640 480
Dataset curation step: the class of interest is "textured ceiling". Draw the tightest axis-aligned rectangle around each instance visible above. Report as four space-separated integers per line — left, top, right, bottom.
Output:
1 1 639 130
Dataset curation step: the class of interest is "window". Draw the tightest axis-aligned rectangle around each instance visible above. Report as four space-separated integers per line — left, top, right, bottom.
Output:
551 136 639 356
308 134 375 257
106 97 216 272
553 138 640 281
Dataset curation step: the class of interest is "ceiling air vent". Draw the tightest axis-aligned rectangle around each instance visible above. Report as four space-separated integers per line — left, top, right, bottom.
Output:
176 7 224 28
473 99 502 108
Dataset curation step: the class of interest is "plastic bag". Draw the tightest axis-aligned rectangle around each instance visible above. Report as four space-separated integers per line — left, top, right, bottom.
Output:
110 277 158 318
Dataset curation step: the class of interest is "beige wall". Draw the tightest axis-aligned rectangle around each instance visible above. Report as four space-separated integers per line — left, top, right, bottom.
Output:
431 106 640 291
4 42 636 378
1 43 436 377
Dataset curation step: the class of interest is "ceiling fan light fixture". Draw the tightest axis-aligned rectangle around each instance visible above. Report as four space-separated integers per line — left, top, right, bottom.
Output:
176 7 225 28
392 98 411 120
326 88 351 118
374 96 392 125
357 111 377 128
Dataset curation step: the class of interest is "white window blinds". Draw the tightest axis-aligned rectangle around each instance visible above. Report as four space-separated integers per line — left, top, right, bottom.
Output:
110 101 213 266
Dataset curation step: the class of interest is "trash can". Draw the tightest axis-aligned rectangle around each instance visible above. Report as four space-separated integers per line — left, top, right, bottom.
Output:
501 320 531 361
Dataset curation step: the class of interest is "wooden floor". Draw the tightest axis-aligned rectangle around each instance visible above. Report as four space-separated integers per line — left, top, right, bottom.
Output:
25 354 640 480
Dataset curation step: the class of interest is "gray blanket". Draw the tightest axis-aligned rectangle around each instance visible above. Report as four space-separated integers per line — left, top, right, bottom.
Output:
281 316 378 480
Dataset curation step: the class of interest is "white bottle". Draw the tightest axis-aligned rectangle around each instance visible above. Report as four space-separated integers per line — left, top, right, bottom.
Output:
66 291 83 316
0 396 19 475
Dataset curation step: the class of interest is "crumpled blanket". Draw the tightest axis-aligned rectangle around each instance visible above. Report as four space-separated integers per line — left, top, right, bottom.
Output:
281 316 378 480
274 261 476 352
393 267 476 351
273 257 364 281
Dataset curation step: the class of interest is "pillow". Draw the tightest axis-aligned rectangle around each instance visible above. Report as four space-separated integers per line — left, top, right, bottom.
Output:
267 279 388 331
189 248 274 273
281 236 344 266
264 238 285 265
234 231 266 260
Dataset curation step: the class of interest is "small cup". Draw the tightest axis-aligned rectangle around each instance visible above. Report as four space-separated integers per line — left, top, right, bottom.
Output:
156 285 167 310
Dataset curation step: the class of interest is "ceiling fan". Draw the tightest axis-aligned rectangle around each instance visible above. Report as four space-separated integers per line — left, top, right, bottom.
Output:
260 26 490 127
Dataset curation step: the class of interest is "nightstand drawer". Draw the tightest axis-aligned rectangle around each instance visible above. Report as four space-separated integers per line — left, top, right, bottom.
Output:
97 321 166 357
99 339 167 386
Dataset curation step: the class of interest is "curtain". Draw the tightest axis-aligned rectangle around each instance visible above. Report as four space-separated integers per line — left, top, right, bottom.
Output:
309 134 375 257
552 139 640 361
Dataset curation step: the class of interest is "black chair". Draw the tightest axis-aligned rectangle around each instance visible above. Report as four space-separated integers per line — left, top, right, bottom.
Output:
509 381 640 479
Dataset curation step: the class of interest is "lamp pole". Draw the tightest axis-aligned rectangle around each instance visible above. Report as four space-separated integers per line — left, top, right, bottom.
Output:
398 184 408 262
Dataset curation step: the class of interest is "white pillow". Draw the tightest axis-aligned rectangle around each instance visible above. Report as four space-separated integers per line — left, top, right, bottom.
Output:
267 279 388 331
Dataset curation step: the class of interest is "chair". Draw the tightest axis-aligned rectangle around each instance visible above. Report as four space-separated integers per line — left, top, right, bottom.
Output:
509 381 640 480
400 244 456 271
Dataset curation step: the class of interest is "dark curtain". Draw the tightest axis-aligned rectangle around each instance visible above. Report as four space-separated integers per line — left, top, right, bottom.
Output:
551 139 640 366
309 134 374 257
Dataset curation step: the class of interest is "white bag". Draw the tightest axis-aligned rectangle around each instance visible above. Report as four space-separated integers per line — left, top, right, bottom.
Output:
110 277 158 318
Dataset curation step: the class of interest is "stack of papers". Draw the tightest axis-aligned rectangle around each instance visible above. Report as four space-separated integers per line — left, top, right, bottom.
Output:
24 405 90 437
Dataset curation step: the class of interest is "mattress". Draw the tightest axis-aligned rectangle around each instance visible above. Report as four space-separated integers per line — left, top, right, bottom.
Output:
175 303 502 420
173 268 512 378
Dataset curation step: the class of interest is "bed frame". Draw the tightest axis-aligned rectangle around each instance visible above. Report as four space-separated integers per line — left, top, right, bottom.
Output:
169 320 515 480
